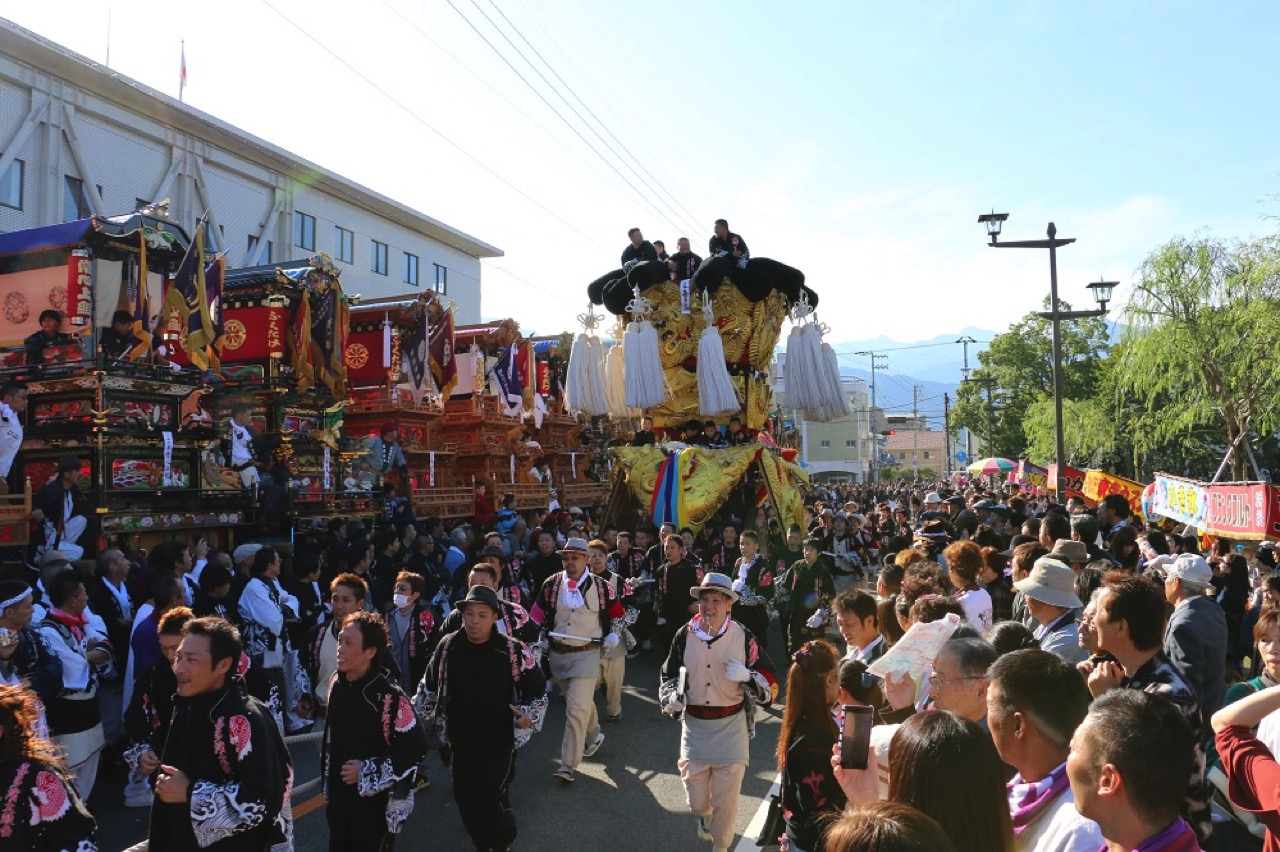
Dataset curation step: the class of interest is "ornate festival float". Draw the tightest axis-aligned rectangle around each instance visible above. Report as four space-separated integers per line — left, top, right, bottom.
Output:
166 250 359 535
0 211 254 563
344 292 610 520
576 246 848 536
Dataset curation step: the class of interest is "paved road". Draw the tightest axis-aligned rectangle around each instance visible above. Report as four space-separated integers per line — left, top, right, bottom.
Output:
96 634 787 851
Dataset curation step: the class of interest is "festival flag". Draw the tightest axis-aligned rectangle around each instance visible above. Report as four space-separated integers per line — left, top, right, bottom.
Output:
492 345 524 415
402 313 431 404
204 252 226 371
161 220 214 370
126 246 152 362
290 291 315 393
309 285 347 398
515 338 535 409
428 307 458 399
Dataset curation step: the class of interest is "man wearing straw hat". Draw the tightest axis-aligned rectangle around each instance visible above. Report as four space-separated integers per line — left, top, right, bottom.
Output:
529 537 626 783
660 572 777 852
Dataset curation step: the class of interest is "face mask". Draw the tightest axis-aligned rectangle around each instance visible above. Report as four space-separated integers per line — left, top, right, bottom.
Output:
393 593 411 608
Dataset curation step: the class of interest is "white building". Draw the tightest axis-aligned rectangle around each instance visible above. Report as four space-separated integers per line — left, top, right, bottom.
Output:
0 19 500 322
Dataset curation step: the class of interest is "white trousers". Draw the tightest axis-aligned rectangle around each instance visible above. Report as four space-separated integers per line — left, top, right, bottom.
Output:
40 515 87 560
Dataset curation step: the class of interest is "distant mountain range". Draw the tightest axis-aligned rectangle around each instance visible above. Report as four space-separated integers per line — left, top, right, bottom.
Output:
824 328 998 428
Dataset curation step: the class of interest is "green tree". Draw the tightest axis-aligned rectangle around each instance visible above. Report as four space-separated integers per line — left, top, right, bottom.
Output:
1022 397 1118 468
1115 235 1280 481
951 301 1110 459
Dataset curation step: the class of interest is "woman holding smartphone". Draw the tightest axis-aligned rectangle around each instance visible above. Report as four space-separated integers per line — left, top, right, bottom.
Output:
777 640 846 851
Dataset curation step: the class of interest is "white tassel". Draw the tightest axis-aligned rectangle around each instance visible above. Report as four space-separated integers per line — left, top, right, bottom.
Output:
565 332 588 413
624 320 667 409
697 292 739 416
605 339 629 417
784 324 811 412
820 340 852 419
567 332 610 416
581 335 610 415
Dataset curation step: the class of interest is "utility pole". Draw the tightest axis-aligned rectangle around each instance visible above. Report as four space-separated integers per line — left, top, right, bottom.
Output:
957 336 977 465
965 376 998 458
912 384 921 480
855 350 888 484
943 392 952 479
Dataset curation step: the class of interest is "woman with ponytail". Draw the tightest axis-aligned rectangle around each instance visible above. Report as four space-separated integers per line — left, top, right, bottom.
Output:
776 639 846 851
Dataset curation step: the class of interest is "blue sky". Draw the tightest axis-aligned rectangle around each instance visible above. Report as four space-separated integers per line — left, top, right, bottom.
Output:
5 1 1277 350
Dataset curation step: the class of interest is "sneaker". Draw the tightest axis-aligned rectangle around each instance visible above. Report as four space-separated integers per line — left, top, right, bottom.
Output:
414 772 430 790
125 790 154 808
626 651 639 660
583 731 605 757
605 713 622 724
553 764 575 782
696 814 713 841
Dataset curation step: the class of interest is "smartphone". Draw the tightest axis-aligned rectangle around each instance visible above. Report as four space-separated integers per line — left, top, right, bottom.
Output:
839 704 874 770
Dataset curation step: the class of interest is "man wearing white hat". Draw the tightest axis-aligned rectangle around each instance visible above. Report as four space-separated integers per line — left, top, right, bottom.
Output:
1014 557 1088 664
1163 552 1228 727
660 572 777 852
529 537 626 783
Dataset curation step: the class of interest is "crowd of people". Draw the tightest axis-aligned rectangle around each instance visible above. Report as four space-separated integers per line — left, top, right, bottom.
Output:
4 470 1280 851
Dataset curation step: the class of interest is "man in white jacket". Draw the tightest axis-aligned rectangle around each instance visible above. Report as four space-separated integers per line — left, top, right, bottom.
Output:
987 648 1103 851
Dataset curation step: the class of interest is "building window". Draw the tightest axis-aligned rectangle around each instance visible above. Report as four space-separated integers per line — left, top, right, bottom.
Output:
820 440 831 448
403 252 419 286
845 440 856 447
433 263 448 294
372 240 388 275
897 452 906 460
0 159 22 210
63 176 99 221
294 212 316 251
923 451 932 460
247 235 272 264
334 226 354 264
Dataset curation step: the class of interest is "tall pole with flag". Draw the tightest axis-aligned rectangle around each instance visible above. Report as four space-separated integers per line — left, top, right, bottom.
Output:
179 40 187 102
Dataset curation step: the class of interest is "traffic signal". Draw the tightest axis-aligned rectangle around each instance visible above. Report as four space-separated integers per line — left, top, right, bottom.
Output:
879 430 896 436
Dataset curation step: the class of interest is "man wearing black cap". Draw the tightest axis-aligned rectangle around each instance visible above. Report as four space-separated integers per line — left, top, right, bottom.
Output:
32 455 87 561
414 584 546 851
363 424 409 490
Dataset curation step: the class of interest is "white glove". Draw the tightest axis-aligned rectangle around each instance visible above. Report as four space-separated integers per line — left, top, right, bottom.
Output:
602 633 620 650
736 256 748 269
656 617 668 627
731 579 747 594
725 659 752 683
662 694 686 717
169 361 182 373
806 611 825 629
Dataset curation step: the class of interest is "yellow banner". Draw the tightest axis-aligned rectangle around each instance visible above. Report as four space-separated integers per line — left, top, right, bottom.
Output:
1083 470 1146 520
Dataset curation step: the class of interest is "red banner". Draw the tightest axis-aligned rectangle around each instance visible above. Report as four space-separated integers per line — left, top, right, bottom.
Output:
1047 463 1092 505
171 305 288 365
344 324 391 387
65 249 92 327
1150 473 1280 541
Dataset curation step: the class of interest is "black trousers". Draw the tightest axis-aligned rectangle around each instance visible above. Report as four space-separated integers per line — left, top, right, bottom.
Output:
453 744 518 851
782 612 823 660
328 790 392 852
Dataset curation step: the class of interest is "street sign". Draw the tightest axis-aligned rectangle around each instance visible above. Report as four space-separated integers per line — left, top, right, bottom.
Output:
956 451 969 463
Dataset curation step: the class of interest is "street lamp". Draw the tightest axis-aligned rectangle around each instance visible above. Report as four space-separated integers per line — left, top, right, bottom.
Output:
976 212 1110 499
978 211 1009 243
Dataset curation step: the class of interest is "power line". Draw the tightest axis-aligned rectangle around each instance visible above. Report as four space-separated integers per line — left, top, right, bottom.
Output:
484 0 705 234
374 0 658 211
445 0 700 238
257 0 611 253
835 339 982 356
483 261 579 309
